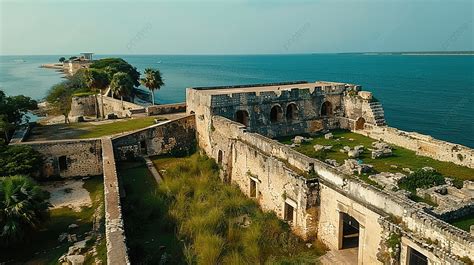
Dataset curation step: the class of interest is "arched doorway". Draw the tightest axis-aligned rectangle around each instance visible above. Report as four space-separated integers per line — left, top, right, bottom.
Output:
235 110 249 127
286 103 299 121
270 105 283 123
355 117 365 130
321 101 333 117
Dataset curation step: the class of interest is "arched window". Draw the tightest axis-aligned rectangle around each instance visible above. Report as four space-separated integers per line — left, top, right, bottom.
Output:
235 110 249 127
286 103 299 121
270 105 283 123
321 101 333 117
355 117 365 130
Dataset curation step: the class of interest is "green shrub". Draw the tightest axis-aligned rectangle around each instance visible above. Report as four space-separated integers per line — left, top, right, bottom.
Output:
398 169 445 192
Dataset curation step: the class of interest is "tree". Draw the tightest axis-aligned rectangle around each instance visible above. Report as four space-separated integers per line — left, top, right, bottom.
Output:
45 83 72 123
110 72 134 109
0 144 43 177
0 175 50 246
0 90 37 142
0 116 13 143
58 57 66 63
85 69 110 118
140 68 164 105
0 90 37 125
90 58 140 87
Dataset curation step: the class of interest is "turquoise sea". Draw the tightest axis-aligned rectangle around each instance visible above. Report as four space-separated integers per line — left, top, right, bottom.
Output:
0 54 473 147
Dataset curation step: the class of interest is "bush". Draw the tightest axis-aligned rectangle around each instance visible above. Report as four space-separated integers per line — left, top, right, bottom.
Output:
398 169 445 192
0 144 43 177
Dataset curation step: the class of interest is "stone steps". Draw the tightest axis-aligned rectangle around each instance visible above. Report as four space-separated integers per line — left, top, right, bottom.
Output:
369 102 386 126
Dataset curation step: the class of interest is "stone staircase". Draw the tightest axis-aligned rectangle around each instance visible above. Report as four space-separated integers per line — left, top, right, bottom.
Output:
369 101 386 126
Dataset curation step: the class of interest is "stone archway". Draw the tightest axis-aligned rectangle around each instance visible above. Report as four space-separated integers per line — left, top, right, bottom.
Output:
235 110 249 127
321 101 333 117
270 105 283 123
355 117 365 130
286 103 299 121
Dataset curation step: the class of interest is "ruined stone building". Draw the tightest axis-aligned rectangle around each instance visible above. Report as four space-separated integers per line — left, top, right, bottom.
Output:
186 81 474 265
18 80 473 264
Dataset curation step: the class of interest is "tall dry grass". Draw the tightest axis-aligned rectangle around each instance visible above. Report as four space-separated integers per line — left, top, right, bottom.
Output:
156 153 326 264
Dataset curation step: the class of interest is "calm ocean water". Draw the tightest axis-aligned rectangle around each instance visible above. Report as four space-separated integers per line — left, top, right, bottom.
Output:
0 54 473 147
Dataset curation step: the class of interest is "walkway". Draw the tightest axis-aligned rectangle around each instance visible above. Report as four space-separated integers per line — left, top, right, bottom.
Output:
144 156 163 184
102 137 130 265
319 248 358 265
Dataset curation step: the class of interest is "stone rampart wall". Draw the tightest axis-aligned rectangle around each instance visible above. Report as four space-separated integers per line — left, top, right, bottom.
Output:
112 115 196 161
99 96 145 118
19 139 103 178
357 126 474 168
102 138 130 265
146 102 186 115
69 95 97 118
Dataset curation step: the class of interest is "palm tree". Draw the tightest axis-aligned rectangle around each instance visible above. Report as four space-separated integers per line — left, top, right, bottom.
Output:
140 68 164 105
0 175 50 246
85 69 110 119
110 72 134 110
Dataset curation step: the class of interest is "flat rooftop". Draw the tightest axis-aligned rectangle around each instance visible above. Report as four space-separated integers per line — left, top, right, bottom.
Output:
189 81 356 95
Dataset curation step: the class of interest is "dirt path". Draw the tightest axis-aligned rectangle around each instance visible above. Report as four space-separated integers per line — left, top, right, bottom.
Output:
42 180 91 211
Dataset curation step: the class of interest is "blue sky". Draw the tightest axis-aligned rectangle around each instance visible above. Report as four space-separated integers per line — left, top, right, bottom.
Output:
0 0 472 55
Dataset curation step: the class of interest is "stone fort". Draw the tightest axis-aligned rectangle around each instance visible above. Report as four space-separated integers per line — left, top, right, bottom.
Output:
18 80 474 264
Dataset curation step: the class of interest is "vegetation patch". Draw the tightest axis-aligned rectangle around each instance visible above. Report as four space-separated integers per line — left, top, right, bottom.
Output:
122 154 326 264
398 169 445 193
277 129 474 182
0 176 105 264
156 154 326 264
449 216 474 232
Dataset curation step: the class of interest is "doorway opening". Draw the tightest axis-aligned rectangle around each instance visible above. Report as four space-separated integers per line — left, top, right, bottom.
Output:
408 247 428 265
340 212 360 249
235 110 249 127
249 178 257 198
355 117 366 130
321 101 333 117
284 202 295 223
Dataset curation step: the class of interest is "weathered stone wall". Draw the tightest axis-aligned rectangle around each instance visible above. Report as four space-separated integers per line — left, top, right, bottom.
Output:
102 138 130 265
146 102 186 115
111 115 196 161
99 96 145 118
357 126 474 168
208 88 344 138
69 95 97 118
19 139 103 178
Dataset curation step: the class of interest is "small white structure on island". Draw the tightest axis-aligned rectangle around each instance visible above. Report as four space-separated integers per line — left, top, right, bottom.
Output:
80 52 94 61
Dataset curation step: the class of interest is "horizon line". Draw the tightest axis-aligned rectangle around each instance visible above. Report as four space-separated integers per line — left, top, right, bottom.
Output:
1 50 474 57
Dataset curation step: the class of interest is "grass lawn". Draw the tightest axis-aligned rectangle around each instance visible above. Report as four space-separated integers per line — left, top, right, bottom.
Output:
149 153 326 264
449 216 474 232
0 176 105 265
70 116 166 139
278 129 474 182
28 116 167 141
118 160 185 264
